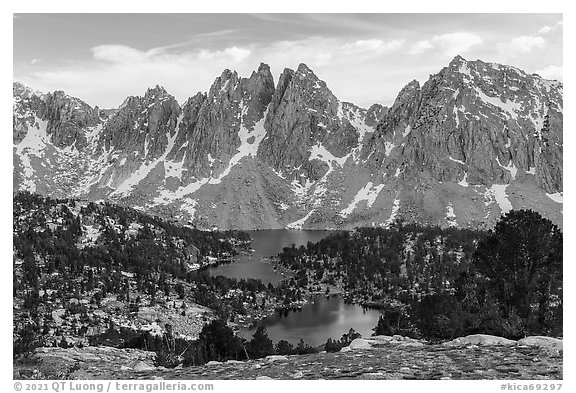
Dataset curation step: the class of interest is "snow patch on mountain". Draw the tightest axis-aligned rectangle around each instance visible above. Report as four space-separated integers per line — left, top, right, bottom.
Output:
291 178 314 204
546 192 563 204
339 182 384 218
497 156 518 180
386 198 401 226
342 105 373 143
112 127 179 196
286 209 315 229
402 125 412 138
309 143 350 168
15 117 50 192
446 202 457 227
15 117 49 155
458 173 469 187
474 87 522 121
453 105 460 127
180 198 198 219
449 156 465 165
164 159 186 179
210 107 268 184
485 184 513 214
458 61 472 79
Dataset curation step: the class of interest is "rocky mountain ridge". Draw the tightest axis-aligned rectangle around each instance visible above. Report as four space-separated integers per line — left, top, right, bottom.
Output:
13 56 563 230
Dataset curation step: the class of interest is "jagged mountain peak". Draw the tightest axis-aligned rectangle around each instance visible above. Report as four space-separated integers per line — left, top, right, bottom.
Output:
391 79 420 109
218 68 239 83
183 92 207 107
13 57 563 231
296 62 314 75
13 81 44 99
401 79 421 91
448 54 467 67
116 85 179 112
443 56 562 92
144 85 170 100
257 62 270 72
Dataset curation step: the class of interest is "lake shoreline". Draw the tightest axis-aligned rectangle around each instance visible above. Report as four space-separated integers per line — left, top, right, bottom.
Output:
209 229 385 346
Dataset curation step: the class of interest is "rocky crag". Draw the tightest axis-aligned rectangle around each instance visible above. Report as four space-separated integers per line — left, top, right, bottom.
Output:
13 56 563 230
14 335 562 380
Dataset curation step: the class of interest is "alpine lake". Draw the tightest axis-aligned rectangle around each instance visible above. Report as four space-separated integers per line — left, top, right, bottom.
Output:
208 230 383 346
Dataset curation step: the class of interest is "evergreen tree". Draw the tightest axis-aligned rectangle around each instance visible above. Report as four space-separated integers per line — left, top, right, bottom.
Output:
275 340 295 355
473 210 562 334
247 325 274 359
372 315 388 336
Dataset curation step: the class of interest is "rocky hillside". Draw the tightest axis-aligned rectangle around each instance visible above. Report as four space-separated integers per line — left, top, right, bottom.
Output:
13 56 563 230
14 334 562 380
12 192 252 353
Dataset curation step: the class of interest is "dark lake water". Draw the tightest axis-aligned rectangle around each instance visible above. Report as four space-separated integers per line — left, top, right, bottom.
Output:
239 295 384 346
208 229 341 284
210 230 384 346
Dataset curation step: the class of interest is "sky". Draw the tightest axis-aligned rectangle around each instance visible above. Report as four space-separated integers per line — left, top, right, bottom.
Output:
13 13 563 109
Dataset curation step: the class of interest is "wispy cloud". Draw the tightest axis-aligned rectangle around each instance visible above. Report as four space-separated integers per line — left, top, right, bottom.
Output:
496 35 546 56
301 14 396 34
17 36 408 108
246 14 307 25
13 14 563 110
196 29 239 38
343 39 405 54
408 40 433 55
538 21 563 34
409 32 483 57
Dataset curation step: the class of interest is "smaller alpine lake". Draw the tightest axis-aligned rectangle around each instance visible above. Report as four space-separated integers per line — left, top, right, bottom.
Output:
209 230 383 346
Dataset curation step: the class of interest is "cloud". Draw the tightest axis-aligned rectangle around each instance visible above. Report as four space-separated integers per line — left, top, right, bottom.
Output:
343 39 405 54
408 40 433 55
196 29 239 38
30 59 41 65
497 35 546 56
198 47 251 63
16 36 408 109
539 21 563 34
535 65 563 81
92 45 151 63
409 32 483 56
91 44 252 66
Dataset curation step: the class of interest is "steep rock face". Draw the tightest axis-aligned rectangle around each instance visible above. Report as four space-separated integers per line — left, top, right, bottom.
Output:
40 90 101 149
13 82 45 144
12 83 103 197
346 56 563 229
167 63 275 183
85 63 278 228
90 86 182 195
258 64 361 182
364 56 563 189
13 56 563 230
13 83 101 149
100 86 181 161
536 110 563 193
365 103 388 127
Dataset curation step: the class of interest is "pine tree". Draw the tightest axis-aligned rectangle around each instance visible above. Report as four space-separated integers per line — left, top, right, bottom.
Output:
247 325 274 359
372 315 389 336
473 209 562 333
